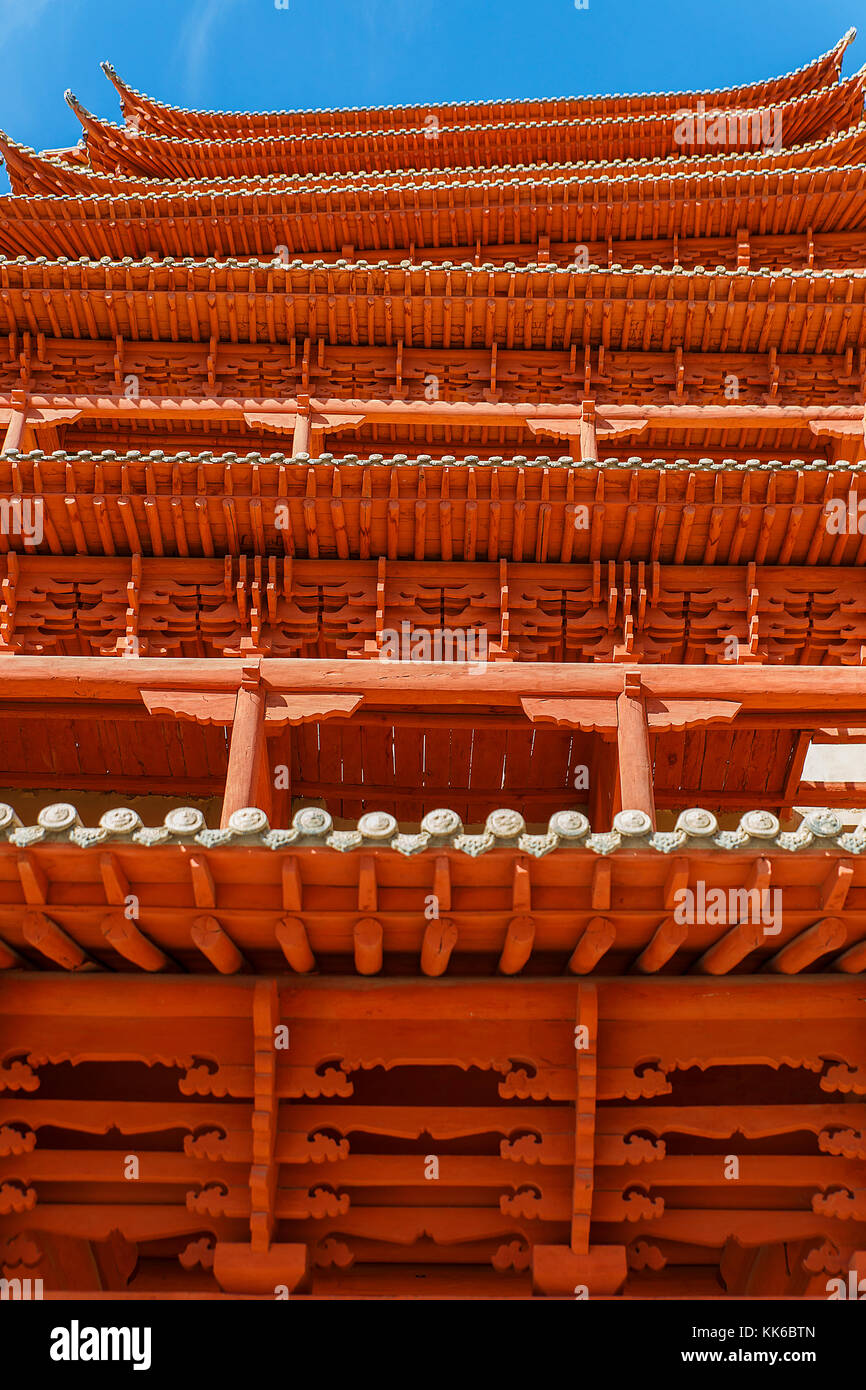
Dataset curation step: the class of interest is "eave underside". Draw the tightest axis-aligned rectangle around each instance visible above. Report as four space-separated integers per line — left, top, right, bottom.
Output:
1 975 863 1298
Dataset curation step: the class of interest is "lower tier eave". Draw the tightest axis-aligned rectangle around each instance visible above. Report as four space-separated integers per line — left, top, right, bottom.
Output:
0 809 865 976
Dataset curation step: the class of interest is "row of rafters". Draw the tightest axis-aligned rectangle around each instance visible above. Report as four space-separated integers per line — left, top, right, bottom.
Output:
3 445 866 564
1 165 864 265
0 827 865 974
0 261 863 356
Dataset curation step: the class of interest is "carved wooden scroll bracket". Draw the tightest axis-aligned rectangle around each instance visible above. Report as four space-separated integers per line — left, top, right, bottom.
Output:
310 411 366 434
141 689 364 726
0 406 83 427
242 410 299 433
520 697 617 731
263 693 364 726
809 413 866 441
242 410 366 435
520 696 741 733
526 416 649 440
644 698 742 732
141 690 236 724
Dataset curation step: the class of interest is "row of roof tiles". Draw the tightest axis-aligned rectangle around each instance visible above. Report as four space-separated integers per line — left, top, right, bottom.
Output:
3 448 864 472
1 801 862 856
6 120 865 196
0 158 863 210
0 252 862 279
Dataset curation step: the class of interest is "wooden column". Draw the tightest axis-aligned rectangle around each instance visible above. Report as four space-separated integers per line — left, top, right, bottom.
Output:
579 400 597 461
221 666 267 827
780 730 811 812
616 672 655 827
291 410 311 456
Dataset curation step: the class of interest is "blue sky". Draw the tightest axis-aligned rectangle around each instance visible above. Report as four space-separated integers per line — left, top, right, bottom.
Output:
0 0 860 172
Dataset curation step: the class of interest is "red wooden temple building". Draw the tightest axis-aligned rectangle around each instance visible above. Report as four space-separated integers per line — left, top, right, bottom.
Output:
0 32 864 1300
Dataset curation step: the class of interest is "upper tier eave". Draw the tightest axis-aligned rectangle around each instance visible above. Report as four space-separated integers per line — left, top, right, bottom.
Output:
61 72 866 182
5 118 865 198
0 160 862 265
96 29 856 135
2 153 863 210
0 259 862 359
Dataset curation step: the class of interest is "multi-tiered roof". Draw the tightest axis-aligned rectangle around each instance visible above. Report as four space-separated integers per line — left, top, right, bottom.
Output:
0 35 864 1301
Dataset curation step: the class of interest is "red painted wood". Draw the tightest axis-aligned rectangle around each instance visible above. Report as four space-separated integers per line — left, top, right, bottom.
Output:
0 38 863 1300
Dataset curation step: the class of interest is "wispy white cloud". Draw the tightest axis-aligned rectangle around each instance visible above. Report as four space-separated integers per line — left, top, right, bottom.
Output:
177 0 241 98
0 0 55 39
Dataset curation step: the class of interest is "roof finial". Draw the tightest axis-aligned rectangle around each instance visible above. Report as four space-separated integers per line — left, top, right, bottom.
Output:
64 90 92 119
100 60 137 104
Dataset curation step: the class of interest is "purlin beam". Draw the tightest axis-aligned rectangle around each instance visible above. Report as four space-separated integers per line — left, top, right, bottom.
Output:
3 655 866 707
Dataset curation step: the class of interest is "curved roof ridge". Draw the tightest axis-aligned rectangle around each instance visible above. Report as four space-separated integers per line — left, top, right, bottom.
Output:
72 72 866 153
0 127 85 195
0 127 37 159
97 29 856 123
